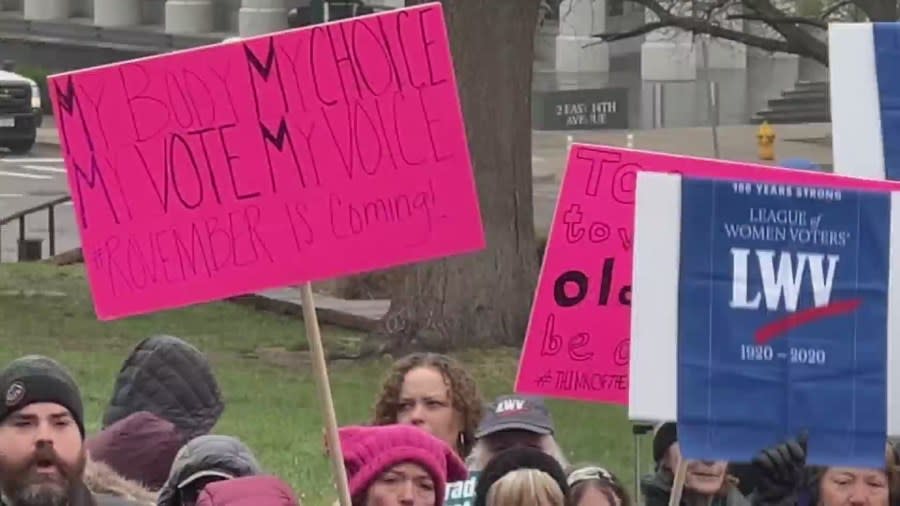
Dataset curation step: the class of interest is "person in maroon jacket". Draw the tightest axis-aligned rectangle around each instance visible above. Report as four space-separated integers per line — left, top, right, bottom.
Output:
86 411 184 491
195 476 300 506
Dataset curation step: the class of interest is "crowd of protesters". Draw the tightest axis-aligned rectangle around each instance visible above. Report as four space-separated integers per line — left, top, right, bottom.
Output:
0 337 897 506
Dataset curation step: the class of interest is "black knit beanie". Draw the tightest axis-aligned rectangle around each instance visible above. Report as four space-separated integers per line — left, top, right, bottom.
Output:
0 355 84 436
653 422 678 465
474 447 569 506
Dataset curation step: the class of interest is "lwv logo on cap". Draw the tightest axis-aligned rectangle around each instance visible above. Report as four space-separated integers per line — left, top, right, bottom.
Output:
5 381 25 406
495 399 526 414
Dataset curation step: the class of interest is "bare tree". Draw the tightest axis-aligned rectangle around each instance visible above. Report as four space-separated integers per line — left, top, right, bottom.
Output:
592 0 900 66
369 0 541 353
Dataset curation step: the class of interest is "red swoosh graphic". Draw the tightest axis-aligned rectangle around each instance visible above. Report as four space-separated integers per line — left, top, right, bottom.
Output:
754 299 862 345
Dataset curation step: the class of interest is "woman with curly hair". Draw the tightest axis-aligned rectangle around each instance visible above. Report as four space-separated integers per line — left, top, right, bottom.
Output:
372 353 484 459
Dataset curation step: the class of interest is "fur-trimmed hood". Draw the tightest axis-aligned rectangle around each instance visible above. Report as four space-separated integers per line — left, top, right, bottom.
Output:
84 456 158 506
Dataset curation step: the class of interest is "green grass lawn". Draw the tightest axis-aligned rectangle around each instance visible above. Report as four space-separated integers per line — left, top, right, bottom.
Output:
0 263 651 505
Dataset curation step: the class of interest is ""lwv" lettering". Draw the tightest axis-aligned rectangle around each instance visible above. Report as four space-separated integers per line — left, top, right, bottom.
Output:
496 399 525 413
729 248 839 312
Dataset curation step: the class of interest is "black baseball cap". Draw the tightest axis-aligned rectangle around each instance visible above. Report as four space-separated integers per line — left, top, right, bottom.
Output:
475 395 554 439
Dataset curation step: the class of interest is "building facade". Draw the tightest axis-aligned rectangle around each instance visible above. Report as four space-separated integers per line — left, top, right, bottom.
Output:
10 0 403 36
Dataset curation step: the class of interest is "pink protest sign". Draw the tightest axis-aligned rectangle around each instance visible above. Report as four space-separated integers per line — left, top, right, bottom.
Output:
49 3 484 320
515 144 900 404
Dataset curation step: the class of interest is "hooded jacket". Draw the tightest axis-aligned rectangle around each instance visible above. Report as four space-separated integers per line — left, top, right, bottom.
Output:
196 476 300 506
87 411 184 491
102 335 224 441
83 457 158 506
0 454 153 506
156 435 263 506
642 468 751 506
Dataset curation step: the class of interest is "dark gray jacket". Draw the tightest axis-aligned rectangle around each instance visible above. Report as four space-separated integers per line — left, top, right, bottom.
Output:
156 435 262 506
642 469 751 506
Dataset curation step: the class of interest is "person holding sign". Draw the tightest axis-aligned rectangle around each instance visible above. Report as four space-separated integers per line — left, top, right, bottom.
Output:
752 435 900 506
338 424 467 506
643 423 750 506
467 395 568 472
372 354 484 458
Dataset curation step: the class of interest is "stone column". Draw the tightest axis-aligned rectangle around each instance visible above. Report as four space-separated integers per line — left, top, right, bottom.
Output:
23 0 69 20
697 5 746 71
239 0 287 37
640 2 696 81
555 0 609 72
798 56 827 81
641 2 746 80
797 29 827 81
93 0 141 26
744 8 800 81
165 0 213 34
606 1 644 60
701 35 747 70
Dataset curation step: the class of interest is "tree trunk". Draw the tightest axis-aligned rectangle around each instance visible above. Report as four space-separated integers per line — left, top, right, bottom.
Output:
377 0 541 351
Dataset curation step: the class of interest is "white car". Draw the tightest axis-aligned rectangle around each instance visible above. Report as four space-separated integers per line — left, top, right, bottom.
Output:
0 69 42 154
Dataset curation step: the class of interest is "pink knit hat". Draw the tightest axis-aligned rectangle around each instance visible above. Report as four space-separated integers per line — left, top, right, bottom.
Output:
339 425 467 506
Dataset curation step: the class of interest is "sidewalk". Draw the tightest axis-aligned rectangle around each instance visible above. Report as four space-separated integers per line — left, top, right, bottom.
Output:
37 118 834 178
37 118 834 168
36 115 58 147
36 119 835 330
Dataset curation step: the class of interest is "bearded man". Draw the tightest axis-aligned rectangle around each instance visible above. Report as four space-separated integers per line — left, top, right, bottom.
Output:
0 355 140 506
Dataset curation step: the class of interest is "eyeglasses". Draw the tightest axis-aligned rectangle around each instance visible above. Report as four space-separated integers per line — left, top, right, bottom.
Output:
568 466 616 487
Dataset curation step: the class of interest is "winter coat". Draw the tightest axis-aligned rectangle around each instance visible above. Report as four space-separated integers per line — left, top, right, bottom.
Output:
445 472 480 506
1 482 144 506
61 481 140 506
729 463 762 497
196 476 300 506
83 457 158 506
157 435 263 506
87 411 185 491
102 335 224 441
642 469 751 506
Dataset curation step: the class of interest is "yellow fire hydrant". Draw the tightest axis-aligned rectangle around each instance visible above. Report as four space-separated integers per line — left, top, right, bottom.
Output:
757 121 775 161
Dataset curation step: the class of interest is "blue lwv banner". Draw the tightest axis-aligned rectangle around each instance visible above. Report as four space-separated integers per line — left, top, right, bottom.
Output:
677 178 889 468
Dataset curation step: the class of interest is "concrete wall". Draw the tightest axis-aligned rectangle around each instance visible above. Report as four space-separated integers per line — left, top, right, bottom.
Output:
214 0 241 33
605 1 643 58
0 37 154 74
4 0 248 32
70 0 92 18
143 0 164 25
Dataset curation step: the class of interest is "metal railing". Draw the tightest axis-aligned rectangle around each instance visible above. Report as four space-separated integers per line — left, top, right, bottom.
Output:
0 195 71 263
